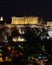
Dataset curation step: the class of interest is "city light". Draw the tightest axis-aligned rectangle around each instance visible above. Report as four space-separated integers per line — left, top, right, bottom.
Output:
0 16 51 64
12 36 26 42
17 36 26 42
0 17 3 21
11 16 38 24
48 30 52 38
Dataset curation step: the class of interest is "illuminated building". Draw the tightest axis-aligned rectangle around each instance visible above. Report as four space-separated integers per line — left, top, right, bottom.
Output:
11 16 39 24
47 21 52 26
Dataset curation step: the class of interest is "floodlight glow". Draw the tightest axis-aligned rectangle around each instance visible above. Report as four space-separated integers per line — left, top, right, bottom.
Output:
0 17 3 21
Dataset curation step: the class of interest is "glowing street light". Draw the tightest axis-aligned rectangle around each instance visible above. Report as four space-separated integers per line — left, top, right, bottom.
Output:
0 17 3 21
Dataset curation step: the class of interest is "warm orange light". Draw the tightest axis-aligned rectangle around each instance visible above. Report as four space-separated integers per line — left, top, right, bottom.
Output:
11 16 39 24
5 56 12 62
7 46 11 51
0 57 3 62
47 21 52 26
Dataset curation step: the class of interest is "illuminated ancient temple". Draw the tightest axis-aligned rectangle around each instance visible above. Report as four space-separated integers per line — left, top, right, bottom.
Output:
11 16 39 24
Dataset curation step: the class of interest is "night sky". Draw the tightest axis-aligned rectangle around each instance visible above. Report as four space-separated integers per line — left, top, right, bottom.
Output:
0 0 52 21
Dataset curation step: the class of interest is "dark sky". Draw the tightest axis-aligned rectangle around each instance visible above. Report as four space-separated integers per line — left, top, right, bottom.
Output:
0 0 52 21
